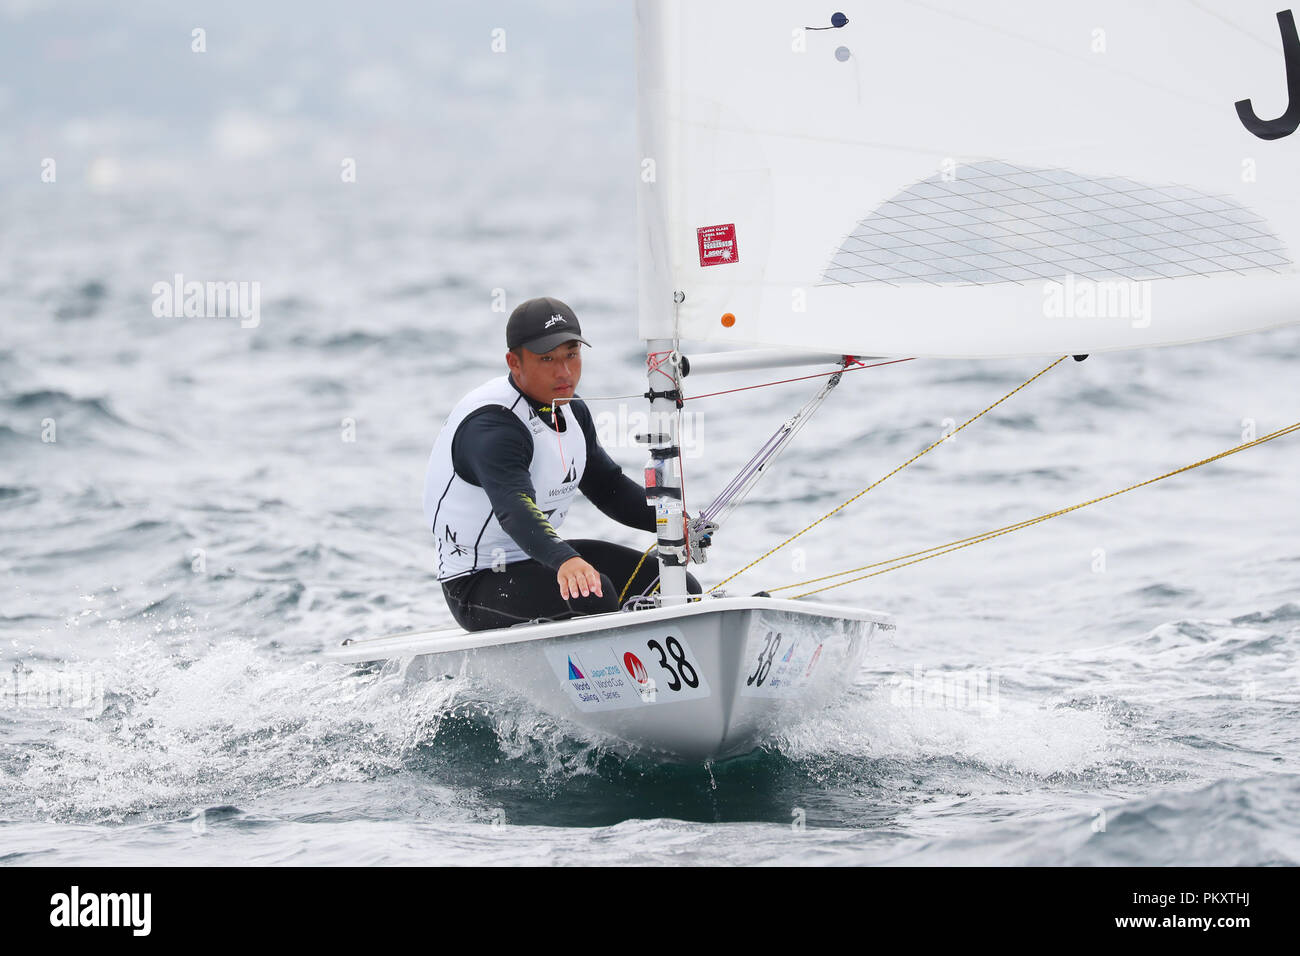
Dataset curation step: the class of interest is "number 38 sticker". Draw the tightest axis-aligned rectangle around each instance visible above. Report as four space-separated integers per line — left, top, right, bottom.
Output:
646 635 699 692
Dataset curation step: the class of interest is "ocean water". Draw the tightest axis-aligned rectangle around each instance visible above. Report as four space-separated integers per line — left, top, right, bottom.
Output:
2 174 1297 866
2 0 1299 863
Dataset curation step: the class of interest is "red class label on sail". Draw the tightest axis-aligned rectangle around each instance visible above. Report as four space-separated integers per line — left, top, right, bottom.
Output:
697 223 739 267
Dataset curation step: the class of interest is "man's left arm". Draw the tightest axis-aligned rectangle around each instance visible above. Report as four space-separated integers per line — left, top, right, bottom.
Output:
570 400 657 533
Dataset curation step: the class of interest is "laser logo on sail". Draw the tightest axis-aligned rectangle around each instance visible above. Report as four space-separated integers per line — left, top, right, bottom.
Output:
697 223 739 267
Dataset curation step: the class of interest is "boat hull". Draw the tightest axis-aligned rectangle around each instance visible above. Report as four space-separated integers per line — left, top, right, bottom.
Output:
329 596 893 762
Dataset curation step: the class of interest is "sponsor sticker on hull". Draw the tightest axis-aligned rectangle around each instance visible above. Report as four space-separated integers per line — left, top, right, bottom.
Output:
546 630 712 712
739 628 829 698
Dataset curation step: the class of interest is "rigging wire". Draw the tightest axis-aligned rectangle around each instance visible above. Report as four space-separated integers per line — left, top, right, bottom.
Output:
577 356 914 403
769 420 1300 598
706 355 1070 593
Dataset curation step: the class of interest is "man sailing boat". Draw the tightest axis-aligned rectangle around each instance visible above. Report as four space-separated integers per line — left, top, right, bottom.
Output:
423 297 703 631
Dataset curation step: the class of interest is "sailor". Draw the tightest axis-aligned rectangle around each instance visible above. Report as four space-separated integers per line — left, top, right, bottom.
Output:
424 296 702 631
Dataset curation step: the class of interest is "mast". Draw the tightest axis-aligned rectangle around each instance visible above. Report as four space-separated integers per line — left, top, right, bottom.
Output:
641 336 689 605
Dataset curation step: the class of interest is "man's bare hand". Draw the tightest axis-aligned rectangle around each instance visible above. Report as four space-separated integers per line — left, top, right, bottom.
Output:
557 556 603 601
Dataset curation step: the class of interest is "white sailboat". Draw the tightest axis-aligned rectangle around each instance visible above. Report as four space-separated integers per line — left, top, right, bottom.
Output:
328 1 1300 760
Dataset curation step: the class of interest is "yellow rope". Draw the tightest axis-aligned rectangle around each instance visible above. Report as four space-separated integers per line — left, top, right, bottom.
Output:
706 355 1069 593
619 542 657 604
768 421 1300 598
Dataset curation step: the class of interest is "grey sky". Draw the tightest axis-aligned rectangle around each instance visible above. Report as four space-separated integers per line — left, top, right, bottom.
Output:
0 0 635 187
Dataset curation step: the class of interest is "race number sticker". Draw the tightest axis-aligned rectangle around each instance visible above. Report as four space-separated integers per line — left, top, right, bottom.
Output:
546 629 712 712
739 629 826 698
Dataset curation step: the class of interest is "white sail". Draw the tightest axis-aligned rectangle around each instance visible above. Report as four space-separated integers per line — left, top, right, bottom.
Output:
636 0 1300 358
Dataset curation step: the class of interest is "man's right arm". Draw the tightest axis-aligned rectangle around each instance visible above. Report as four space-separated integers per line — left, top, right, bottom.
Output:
451 408 581 570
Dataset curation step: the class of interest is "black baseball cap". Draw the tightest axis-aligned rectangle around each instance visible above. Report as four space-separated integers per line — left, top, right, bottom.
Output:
506 297 592 354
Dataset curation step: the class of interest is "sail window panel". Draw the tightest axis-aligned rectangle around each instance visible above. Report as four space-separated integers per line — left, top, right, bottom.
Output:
900 242 971 262
858 216 917 236
1156 184 1208 201
986 248 1048 267
886 228 945 247
1040 241 1104 259
1215 206 1269 226
1156 244 1210 264
1058 226 1114 245
936 177 991 197
1085 253 1145 271
1180 211 1238 230
1206 253 1272 273
1116 249 1181 269
1183 195 1237 215
1203 237 1275 256
1002 171 1062 189
852 246 908 266
822 265 899 284
838 235 890 256
1107 189 1166 209
1147 220 1207 245
927 193 986 212
1090 206 1147 225
826 161 1292 285
1151 196 1197 211
1120 233 1184 254
1057 211 1111 229
996 217 1058 238
871 201 916 221
891 258 949 279
1057 194 1114 213
920 224 987 244
1121 218 1173 237
1087 237 1145 258
1030 167 1082 185
962 219 1032 242
1092 177 1149 194
946 252 1022 273
967 160 1023 177
996 186 1058 206
1239 250 1291 268
961 236 1021 255
1215 222 1280 242
1090 222 1149 241
892 197 959 217
1060 178 1118 198
981 266 1043 282
908 266 991 284
1241 235 1290 255
1182 227 1238 245
960 172 1017 193
928 210 987 229
904 182 958 200
979 202 1050 224
1175 257 1232 274
1029 198 1088 217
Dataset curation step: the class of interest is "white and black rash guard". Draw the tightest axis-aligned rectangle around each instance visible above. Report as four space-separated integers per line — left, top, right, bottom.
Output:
425 374 655 579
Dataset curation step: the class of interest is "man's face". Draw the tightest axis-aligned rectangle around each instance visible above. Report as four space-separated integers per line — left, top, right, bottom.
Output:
507 340 583 404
